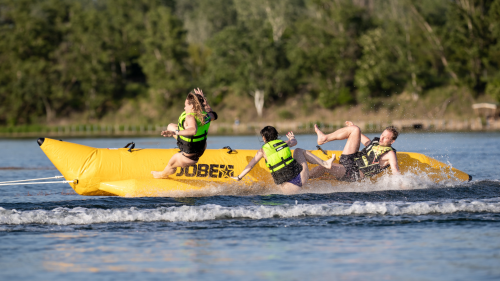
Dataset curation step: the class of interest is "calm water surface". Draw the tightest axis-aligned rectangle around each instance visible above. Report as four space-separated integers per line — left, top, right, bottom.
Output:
1 132 499 280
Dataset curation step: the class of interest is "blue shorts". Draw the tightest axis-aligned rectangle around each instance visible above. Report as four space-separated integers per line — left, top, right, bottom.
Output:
287 173 302 187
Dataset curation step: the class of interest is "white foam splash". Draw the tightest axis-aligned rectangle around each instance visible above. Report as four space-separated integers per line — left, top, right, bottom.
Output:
1 198 499 225
138 172 468 198
285 171 465 194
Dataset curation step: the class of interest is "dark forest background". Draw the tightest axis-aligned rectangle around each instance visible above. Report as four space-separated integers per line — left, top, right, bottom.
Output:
1 0 499 126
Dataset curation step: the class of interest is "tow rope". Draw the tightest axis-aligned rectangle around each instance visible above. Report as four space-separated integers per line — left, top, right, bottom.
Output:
0 176 77 186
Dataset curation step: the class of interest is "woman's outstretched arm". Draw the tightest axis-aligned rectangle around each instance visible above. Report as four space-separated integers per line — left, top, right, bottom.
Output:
232 149 264 181
161 115 197 137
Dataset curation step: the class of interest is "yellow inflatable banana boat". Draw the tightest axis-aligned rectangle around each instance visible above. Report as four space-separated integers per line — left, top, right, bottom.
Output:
37 138 471 197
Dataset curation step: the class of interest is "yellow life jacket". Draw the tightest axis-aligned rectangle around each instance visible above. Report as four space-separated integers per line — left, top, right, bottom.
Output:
177 111 211 154
262 140 302 185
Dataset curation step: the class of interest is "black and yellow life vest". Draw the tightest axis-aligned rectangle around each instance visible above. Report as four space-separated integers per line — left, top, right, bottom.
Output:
262 140 303 185
176 111 211 154
354 137 396 177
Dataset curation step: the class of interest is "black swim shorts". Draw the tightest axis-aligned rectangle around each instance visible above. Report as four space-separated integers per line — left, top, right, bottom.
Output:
338 153 361 182
181 150 205 162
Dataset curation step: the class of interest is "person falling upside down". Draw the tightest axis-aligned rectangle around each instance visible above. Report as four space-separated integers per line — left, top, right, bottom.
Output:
151 88 218 179
311 121 400 182
232 126 336 195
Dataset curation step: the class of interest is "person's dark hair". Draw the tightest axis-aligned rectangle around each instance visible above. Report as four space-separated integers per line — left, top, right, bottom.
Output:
260 126 279 142
186 92 206 124
385 125 399 140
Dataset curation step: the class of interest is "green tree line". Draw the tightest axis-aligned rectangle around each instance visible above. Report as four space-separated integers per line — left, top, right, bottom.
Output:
0 0 499 126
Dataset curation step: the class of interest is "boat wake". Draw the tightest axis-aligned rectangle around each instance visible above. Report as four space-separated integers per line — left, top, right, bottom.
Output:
1 197 499 226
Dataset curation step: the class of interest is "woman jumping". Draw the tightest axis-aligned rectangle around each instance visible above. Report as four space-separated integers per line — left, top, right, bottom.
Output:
151 88 217 179
232 126 335 194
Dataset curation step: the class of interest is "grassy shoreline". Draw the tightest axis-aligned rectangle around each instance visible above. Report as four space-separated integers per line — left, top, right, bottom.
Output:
1 117 498 139
3 86 498 138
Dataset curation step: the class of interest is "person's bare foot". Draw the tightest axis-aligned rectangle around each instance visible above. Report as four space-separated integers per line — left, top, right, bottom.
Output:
151 171 169 179
315 124 328 145
325 154 336 169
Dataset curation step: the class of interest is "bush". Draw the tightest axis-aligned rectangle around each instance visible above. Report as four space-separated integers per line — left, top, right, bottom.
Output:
278 110 294 120
486 77 500 103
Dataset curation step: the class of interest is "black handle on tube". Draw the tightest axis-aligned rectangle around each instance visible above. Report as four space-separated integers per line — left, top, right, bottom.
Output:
124 142 135 152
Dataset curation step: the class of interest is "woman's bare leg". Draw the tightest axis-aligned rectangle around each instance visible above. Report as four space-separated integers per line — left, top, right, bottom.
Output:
302 150 336 169
280 182 301 195
292 148 336 182
293 148 312 186
325 164 346 178
309 166 327 179
151 153 197 179
307 162 347 179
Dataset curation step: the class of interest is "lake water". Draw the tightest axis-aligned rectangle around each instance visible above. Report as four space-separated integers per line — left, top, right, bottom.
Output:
1 132 499 280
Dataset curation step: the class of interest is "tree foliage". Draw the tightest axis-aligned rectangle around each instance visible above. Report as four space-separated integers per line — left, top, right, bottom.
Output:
1 0 500 125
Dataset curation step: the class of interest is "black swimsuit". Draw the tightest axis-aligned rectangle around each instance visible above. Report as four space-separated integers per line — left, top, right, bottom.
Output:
181 149 205 162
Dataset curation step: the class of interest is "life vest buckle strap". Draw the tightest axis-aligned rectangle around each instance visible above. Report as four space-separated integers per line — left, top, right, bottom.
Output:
180 131 208 142
267 156 293 170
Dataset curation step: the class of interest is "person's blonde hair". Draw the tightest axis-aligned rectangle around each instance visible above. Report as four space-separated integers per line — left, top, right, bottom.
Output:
186 91 207 125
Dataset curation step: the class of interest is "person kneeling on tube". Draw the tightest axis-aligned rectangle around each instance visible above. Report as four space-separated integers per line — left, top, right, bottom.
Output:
151 88 217 179
231 126 335 195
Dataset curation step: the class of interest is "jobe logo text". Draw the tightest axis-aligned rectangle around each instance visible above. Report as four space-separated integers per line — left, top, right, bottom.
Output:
176 164 234 178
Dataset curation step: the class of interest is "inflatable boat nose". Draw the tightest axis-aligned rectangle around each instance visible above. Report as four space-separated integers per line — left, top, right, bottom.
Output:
37 138 45 146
